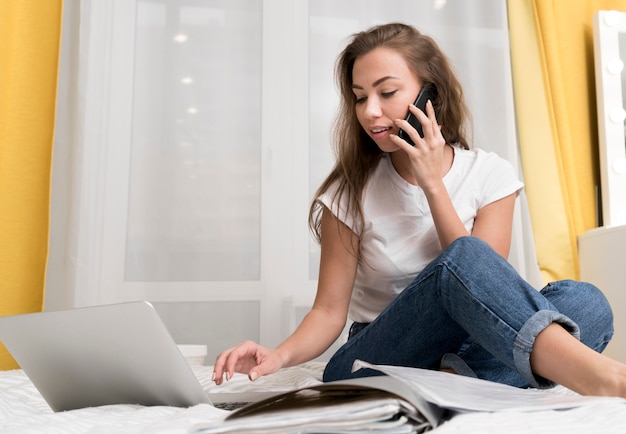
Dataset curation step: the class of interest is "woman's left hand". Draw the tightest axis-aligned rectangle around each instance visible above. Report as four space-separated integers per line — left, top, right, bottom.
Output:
391 100 447 190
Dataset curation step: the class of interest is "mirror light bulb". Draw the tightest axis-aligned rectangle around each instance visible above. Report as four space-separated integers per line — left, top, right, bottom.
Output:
607 58 624 74
604 10 622 27
609 107 626 123
612 158 626 174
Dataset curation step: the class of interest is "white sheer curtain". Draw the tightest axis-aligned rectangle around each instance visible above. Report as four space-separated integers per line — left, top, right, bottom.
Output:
49 0 267 358
126 1 262 282
47 0 541 357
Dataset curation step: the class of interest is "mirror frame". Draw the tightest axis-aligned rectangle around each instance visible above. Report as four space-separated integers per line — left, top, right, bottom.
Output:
593 10 626 227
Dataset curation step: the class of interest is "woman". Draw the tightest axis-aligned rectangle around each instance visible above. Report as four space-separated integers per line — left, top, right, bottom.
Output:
213 23 626 397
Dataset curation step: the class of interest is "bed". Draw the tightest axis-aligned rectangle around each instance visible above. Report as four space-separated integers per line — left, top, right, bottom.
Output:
1 362 625 433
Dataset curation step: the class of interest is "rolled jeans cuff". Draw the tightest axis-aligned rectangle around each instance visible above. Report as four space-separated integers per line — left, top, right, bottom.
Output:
513 309 580 388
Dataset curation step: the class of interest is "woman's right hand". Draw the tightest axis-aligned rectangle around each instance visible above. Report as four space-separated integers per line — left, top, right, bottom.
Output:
212 340 285 385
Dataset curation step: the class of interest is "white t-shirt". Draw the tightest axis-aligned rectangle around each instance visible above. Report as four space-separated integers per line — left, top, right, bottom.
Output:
317 146 525 323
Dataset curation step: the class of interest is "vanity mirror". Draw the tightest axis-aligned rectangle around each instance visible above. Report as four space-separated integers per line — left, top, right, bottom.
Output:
580 10 626 363
593 9 626 226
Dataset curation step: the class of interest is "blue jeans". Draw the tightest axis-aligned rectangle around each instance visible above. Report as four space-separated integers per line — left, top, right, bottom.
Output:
322 237 614 388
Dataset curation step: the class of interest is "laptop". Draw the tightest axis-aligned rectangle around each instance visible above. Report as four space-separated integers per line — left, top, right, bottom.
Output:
0 301 276 412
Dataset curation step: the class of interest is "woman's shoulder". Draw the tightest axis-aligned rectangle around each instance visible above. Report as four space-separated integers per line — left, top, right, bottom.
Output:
452 146 517 172
451 146 523 198
451 146 522 185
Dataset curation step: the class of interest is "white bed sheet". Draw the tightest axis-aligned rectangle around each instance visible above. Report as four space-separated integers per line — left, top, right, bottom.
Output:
1 362 625 434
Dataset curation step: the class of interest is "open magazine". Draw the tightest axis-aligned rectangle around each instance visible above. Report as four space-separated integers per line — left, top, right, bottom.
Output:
191 360 625 433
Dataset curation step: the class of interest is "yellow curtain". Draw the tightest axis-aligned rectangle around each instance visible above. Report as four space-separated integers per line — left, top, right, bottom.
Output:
508 0 625 283
0 0 63 369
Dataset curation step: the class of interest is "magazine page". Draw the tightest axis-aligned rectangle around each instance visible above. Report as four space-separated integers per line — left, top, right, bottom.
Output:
355 360 626 413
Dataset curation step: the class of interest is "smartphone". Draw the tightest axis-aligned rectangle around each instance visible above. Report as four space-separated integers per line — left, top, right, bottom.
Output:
398 83 438 145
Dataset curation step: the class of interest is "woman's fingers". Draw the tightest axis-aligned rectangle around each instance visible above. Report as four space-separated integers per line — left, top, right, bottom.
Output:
212 340 283 385
213 340 258 385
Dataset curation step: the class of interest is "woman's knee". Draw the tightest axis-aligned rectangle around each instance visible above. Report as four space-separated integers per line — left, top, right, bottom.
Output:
541 280 614 350
441 236 494 264
446 236 487 253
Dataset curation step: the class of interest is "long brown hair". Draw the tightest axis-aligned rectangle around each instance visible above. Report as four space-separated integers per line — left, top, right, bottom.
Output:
309 23 471 255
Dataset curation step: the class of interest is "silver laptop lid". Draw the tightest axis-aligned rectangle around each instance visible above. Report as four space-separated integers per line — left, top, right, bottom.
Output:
0 301 211 411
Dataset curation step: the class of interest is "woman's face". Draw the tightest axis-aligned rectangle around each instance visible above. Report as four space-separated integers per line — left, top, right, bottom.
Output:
351 47 422 152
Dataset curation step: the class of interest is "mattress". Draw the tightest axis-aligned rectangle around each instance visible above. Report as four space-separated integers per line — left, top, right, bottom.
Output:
1 362 625 433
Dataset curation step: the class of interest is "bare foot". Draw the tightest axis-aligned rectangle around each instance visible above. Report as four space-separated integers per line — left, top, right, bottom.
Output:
581 359 626 398
531 323 626 398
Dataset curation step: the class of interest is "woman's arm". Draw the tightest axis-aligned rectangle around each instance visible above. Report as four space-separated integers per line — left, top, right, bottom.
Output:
213 207 357 383
470 193 516 258
393 101 516 258
275 207 358 366
424 185 517 259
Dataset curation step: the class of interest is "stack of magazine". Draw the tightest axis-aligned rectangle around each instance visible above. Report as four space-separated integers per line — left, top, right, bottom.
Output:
191 360 625 433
